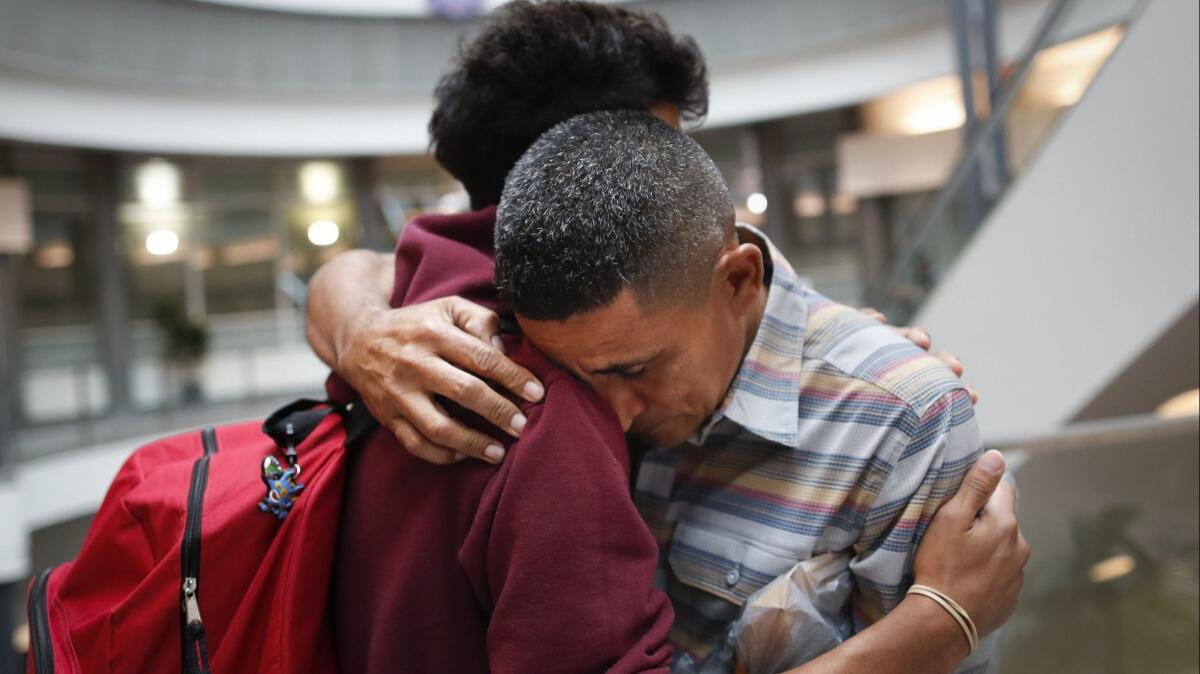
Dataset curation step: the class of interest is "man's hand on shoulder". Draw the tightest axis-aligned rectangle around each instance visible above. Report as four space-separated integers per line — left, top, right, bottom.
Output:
782 451 1028 674
304 248 546 465
860 307 978 404
336 296 546 465
914 450 1029 638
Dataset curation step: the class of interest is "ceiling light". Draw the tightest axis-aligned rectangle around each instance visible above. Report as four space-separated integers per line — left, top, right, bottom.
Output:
746 193 768 215
11 623 27 655
1156 389 1199 419
299 161 341 204
0 179 32 253
1023 27 1123 109
862 75 967 136
136 159 181 209
33 241 74 268
145 230 180 256
830 193 859 216
1088 554 1136 583
792 192 826 218
307 220 340 246
902 102 966 136
1036 26 1122 70
1053 82 1086 106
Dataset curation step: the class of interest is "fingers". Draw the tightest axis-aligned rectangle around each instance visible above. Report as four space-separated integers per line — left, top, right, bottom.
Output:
893 328 971 384
946 450 1006 522
387 416 462 465
981 478 1018 523
860 307 887 323
402 394 507 464
933 350 964 377
376 385 510 465
979 475 1024 544
444 296 505 351
425 359 526 437
979 480 1025 582
438 328 544 403
895 326 932 350
928 344 975 402
437 310 544 404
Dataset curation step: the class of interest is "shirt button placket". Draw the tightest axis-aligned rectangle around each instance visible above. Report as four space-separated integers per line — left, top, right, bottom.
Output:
725 564 741 588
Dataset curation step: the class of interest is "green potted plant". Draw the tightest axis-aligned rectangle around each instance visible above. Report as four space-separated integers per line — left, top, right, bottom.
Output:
152 297 209 404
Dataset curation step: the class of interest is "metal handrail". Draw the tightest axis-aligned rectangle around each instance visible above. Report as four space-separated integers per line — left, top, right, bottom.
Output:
863 0 1076 310
991 413 1198 455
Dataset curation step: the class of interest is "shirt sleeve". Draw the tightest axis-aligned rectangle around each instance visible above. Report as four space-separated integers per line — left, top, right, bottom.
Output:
477 385 674 674
847 387 1000 673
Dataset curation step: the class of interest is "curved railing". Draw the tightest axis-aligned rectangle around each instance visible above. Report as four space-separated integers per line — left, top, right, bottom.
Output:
862 0 1141 323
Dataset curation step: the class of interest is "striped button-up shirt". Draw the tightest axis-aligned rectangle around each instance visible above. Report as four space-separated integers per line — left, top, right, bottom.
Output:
635 231 996 673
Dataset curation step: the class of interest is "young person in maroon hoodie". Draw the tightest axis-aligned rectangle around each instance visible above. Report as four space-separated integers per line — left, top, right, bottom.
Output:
313 3 1026 672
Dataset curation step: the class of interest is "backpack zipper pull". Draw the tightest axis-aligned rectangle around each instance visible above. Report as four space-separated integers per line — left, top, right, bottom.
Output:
284 422 298 466
182 577 203 626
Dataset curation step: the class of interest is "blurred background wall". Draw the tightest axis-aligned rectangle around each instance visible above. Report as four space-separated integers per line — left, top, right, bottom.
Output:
0 0 1195 671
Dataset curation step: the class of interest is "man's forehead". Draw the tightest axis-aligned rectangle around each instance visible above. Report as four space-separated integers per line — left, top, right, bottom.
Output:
518 290 674 366
582 343 665 374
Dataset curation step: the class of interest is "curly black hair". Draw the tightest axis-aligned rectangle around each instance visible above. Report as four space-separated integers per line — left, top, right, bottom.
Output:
429 1 709 209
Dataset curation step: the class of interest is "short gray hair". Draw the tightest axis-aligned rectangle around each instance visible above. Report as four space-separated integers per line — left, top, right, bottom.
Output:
495 110 735 321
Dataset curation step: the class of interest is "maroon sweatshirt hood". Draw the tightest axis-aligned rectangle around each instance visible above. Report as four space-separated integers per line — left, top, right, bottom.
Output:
330 207 674 674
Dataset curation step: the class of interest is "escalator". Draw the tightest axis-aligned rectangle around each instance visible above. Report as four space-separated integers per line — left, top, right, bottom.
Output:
866 0 1198 440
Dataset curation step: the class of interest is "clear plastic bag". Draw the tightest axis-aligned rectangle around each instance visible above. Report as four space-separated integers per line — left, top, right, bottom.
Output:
674 552 854 674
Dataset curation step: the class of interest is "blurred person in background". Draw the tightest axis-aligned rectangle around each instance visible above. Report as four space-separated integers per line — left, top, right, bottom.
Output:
309 2 1025 672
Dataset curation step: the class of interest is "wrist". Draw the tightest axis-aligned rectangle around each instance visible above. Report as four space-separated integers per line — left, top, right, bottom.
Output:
908 584 978 655
899 593 972 671
334 306 384 371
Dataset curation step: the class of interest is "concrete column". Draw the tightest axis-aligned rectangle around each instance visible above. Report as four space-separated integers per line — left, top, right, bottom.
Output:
740 124 796 252
0 582 16 674
89 152 132 415
0 254 18 465
350 157 389 251
737 127 764 202
856 198 892 298
0 146 21 674
0 146 20 463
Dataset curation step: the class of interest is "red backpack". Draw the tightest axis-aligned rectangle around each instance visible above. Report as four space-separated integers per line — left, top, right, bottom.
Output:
25 399 375 674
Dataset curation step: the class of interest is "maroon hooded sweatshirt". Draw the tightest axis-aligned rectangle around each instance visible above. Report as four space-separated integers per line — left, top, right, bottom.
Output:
328 207 674 673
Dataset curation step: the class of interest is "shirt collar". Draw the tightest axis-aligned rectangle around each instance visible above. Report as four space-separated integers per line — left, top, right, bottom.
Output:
695 224 808 447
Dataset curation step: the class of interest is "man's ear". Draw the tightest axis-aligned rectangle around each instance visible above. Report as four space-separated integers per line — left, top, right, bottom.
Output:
713 242 765 311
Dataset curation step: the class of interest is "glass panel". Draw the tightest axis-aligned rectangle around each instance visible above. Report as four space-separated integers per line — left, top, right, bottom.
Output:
1000 417 1199 673
199 206 279 316
11 146 108 423
375 155 461 237
867 0 1140 323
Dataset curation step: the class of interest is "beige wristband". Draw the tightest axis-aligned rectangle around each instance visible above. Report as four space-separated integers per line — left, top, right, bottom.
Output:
907 583 979 655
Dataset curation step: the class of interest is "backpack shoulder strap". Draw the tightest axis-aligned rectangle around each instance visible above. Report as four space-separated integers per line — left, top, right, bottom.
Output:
262 398 377 456
337 400 378 448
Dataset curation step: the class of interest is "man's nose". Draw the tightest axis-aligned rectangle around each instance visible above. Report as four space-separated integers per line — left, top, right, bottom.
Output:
602 384 646 432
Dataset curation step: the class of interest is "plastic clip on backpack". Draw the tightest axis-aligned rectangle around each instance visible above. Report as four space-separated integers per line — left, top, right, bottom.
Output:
25 398 376 674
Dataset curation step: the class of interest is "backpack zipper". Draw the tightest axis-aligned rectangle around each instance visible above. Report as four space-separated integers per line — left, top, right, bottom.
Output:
180 427 217 674
28 565 56 674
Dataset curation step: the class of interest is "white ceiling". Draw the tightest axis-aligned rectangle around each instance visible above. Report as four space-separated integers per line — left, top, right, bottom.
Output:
0 0 1136 155
193 0 621 18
